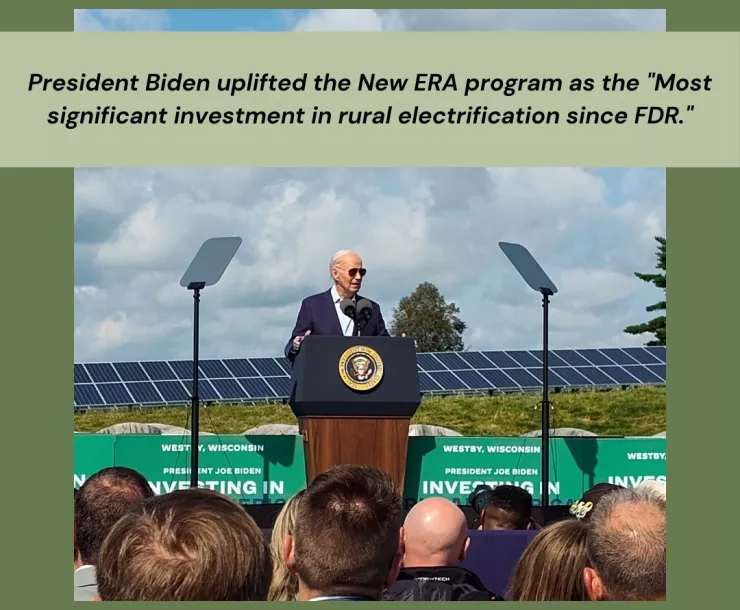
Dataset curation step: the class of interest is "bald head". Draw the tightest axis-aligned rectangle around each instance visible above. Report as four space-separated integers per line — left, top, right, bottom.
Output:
584 487 666 601
402 498 469 568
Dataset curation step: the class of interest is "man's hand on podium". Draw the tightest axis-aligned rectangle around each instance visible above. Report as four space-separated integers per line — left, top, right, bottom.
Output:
398 332 418 349
292 330 311 352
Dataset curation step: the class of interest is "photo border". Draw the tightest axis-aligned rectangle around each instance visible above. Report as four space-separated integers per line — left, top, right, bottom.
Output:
2 2 735 608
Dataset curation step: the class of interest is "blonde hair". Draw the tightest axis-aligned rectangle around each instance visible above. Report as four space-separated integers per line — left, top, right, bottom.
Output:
507 518 589 601
267 489 305 601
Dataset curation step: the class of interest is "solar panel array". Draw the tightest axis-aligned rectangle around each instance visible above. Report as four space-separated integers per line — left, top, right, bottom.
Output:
73 346 665 410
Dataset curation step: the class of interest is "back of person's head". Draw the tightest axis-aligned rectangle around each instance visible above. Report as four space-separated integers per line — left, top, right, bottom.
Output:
287 464 403 599
96 488 272 601
570 483 624 521
584 486 666 601
508 518 589 601
636 479 666 499
74 466 153 566
481 485 533 530
268 489 305 601
402 497 469 567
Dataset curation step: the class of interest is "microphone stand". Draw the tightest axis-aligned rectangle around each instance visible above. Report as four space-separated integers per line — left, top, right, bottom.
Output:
355 311 371 337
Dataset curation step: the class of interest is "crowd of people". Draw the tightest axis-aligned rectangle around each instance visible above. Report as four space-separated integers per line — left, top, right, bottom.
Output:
74 464 666 602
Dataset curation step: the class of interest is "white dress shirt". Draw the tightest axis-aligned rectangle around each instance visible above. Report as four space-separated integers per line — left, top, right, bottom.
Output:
331 285 356 336
74 564 98 601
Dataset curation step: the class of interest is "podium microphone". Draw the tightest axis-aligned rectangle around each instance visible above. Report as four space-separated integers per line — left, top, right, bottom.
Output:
356 299 372 322
340 298 357 320
356 299 372 337
340 299 360 337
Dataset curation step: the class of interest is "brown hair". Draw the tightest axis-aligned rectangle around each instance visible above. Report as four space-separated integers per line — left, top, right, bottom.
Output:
508 518 590 601
267 489 304 601
293 464 402 598
96 488 272 601
74 466 153 565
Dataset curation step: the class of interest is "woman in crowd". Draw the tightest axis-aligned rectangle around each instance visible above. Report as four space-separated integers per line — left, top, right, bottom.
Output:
507 518 590 601
267 489 305 602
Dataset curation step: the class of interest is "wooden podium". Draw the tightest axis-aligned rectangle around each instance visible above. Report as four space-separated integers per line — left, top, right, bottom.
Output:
288 336 421 492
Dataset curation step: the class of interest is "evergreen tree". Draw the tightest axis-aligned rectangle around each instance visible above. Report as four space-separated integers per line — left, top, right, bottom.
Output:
624 236 666 346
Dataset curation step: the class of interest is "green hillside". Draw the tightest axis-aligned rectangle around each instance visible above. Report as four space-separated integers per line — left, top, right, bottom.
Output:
74 387 666 437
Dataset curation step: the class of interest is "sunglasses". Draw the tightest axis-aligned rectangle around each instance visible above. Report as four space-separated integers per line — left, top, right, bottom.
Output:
346 267 367 278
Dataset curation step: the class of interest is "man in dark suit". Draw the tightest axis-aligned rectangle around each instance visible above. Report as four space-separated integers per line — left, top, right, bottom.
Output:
285 250 390 362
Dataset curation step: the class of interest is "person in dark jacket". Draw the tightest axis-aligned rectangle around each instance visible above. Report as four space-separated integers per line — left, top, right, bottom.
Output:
385 566 502 601
383 498 502 602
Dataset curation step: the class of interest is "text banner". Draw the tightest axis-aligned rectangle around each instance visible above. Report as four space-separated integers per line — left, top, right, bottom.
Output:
0 32 738 167
74 435 666 507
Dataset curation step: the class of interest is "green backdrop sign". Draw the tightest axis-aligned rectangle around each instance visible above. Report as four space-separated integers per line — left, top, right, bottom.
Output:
73 435 665 507
404 436 666 507
73 435 307 504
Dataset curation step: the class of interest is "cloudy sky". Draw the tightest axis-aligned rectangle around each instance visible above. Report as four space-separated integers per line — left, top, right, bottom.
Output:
74 9 666 363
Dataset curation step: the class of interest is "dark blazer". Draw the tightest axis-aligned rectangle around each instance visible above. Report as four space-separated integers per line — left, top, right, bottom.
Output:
284 289 389 361
383 566 502 602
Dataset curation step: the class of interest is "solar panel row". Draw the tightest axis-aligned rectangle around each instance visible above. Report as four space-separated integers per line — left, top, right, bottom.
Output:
73 346 665 408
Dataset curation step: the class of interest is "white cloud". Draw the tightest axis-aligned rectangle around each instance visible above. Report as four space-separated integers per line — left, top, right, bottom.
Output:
293 9 665 32
74 9 104 31
294 9 388 32
73 9 666 362
74 8 666 33
557 268 637 309
74 167 665 361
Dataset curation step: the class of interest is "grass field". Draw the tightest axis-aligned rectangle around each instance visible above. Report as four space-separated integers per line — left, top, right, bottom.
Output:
74 387 666 437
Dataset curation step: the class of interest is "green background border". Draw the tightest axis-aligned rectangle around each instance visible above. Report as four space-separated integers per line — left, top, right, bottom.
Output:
2 2 736 608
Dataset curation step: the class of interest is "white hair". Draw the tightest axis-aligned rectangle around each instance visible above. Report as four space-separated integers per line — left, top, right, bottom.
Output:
329 250 359 278
636 479 666 499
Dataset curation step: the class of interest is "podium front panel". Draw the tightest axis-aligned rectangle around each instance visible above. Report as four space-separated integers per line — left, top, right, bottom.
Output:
289 336 420 418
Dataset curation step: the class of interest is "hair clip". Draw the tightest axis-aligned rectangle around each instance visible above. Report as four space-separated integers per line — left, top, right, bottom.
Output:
569 500 594 519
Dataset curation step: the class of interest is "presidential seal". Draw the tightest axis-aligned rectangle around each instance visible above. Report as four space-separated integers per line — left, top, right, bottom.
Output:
338 345 384 391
